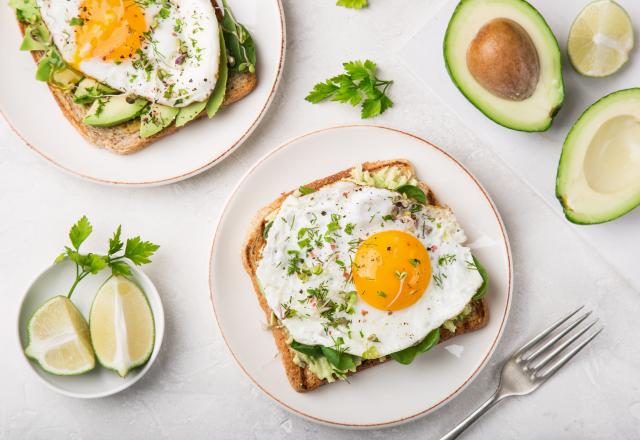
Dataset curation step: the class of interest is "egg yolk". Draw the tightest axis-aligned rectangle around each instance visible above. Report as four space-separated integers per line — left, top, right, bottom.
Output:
352 230 432 312
73 0 147 66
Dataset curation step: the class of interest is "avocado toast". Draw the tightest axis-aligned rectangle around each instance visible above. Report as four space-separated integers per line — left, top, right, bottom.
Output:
11 0 257 155
242 160 489 392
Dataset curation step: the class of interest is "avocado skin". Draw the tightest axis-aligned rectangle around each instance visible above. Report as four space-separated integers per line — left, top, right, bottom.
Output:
443 0 565 132
83 95 148 128
139 104 179 138
555 88 640 224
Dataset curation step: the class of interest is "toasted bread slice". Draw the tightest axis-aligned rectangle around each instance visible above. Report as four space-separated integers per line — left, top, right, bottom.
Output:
17 19 257 155
242 160 489 392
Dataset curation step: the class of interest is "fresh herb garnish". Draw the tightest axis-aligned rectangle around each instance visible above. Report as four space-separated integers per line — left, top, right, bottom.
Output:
472 257 489 300
432 272 447 289
305 60 393 119
220 0 256 73
438 254 456 266
299 186 316 195
396 185 427 204
336 0 368 9
69 17 84 26
55 216 159 298
409 258 421 267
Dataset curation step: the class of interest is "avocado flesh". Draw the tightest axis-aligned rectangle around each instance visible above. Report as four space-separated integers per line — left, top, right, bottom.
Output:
556 88 640 224
175 100 207 127
74 78 118 104
444 0 564 132
83 95 148 128
139 104 179 138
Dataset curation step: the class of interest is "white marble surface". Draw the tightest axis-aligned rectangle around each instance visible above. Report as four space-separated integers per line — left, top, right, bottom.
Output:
1 1 639 438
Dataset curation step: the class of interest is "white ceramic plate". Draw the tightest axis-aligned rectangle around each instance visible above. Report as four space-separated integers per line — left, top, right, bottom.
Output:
209 125 513 428
0 0 285 186
17 260 165 398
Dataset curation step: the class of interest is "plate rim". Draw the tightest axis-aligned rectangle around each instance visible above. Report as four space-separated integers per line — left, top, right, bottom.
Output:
0 0 286 187
208 124 513 428
16 261 166 399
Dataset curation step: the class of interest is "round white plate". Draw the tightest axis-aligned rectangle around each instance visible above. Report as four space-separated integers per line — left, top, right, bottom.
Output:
0 0 285 186
209 125 513 428
17 260 165 398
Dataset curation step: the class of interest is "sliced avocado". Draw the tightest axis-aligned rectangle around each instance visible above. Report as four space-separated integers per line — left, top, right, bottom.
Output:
140 104 179 138
556 88 640 224
175 100 206 127
83 95 148 127
20 23 50 51
50 68 82 90
444 0 564 132
206 29 228 118
74 78 118 104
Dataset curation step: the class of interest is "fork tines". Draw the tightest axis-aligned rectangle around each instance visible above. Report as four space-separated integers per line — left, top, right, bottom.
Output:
514 305 603 380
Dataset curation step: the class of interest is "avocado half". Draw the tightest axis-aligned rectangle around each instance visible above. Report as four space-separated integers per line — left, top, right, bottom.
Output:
556 88 640 224
444 0 564 132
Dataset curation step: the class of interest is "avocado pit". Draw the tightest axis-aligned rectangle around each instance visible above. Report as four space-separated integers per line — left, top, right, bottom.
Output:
467 18 540 101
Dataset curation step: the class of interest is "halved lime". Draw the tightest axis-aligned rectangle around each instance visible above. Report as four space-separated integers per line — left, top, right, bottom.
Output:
89 276 155 377
24 296 95 375
568 0 634 77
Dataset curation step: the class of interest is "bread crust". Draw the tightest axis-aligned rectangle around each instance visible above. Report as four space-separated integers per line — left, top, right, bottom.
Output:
242 160 489 392
16 15 257 155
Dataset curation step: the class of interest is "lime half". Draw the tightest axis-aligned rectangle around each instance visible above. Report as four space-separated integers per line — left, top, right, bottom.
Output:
568 0 634 77
24 296 95 375
90 276 155 377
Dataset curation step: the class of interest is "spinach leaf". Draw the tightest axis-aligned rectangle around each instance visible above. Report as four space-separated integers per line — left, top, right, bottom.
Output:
221 0 256 74
472 257 489 300
390 328 440 365
320 346 356 370
396 185 427 204
290 340 322 357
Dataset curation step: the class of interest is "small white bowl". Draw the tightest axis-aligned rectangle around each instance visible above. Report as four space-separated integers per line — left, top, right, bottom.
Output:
17 259 165 398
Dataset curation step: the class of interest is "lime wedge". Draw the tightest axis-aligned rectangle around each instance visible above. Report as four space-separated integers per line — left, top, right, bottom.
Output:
568 0 634 77
24 296 95 375
89 276 155 377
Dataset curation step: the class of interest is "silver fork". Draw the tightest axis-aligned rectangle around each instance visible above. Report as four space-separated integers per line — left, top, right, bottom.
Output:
440 306 603 440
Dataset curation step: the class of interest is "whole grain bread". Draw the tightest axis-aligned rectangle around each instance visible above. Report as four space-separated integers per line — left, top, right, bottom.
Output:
242 160 489 392
17 15 257 155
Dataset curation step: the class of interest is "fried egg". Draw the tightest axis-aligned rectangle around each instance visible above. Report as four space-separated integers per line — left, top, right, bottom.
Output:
256 181 484 358
36 0 219 106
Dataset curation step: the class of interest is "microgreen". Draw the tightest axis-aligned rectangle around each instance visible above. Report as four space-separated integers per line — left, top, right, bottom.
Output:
336 0 368 9
55 216 159 298
396 185 427 204
305 60 393 119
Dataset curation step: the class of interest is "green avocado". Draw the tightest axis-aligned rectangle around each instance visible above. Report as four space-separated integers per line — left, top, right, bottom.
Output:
74 78 118 104
556 88 640 224
83 95 148 127
175 100 207 127
139 104 179 138
444 0 564 132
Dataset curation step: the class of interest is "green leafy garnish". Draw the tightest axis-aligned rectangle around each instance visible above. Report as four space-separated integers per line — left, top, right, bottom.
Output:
471 257 489 300
55 216 160 298
336 0 368 9
305 60 393 119
220 0 256 73
290 340 357 370
299 186 316 195
390 328 440 365
396 185 426 204
206 29 228 118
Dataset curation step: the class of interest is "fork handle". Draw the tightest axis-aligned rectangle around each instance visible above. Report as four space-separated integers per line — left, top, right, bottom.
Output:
439 390 506 440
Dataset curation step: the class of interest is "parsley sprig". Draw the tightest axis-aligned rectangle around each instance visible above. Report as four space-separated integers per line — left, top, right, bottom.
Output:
305 60 393 119
336 0 368 9
55 216 160 298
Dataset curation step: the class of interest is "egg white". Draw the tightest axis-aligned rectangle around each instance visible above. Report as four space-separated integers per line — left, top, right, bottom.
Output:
36 0 219 106
256 181 484 358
